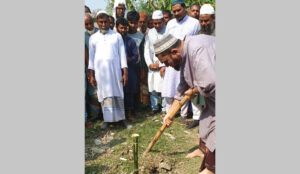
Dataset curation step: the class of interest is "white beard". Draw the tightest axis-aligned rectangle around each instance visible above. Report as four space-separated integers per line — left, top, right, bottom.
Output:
100 28 109 35
86 28 95 35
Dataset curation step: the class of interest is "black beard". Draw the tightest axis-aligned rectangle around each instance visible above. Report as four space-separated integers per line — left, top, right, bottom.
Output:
201 23 215 35
174 64 181 71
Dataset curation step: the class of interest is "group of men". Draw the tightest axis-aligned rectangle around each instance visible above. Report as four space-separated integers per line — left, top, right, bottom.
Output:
84 0 215 173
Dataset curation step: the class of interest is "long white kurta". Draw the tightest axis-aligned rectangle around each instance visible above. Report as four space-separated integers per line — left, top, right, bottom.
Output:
144 26 166 93
161 15 201 98
88 29 127 103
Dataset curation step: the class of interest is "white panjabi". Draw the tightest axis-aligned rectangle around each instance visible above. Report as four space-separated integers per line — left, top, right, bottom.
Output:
200 4 215 15
152 10 163 20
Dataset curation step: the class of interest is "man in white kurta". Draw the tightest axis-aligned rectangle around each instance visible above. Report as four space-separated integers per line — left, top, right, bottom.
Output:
160 0 201 124
88 12 128 127
144 10 165 116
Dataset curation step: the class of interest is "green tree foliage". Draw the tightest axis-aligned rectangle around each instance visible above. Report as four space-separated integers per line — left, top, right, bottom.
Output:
105 0 216 16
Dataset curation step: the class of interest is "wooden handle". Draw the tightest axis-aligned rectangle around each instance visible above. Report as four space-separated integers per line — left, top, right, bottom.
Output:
143 95 190 156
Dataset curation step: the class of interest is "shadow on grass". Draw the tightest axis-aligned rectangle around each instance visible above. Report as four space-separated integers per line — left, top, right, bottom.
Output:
187 145 199 153
167 151 186 156
85 164 109 174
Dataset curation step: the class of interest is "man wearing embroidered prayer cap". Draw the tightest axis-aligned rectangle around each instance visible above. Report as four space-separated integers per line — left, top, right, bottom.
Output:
87 11 128 129
199 4 215 36
144 10 166 117
113 0 127 20
154 33 216 174
159 0 201 126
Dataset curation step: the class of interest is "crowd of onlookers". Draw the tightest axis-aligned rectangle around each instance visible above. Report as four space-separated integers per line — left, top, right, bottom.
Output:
85 0 215 173
84 0 215 130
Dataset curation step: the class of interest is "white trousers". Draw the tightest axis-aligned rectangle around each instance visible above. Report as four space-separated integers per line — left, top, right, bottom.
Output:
192 100 203 120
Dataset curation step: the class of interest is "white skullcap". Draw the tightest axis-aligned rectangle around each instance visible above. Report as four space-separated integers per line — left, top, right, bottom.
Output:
200 4 215 15
96 10 108 17
152 10 163 20
114 0 126 8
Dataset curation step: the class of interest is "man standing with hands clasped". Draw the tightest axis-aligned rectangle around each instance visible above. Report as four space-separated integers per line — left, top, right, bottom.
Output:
154 33 216 174
144 10 166 117
87 11 128 129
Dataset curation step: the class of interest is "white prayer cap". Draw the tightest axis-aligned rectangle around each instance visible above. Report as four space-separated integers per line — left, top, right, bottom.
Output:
200 4 215 15
114 0 126 8
96 10 108 17
152 10 163 20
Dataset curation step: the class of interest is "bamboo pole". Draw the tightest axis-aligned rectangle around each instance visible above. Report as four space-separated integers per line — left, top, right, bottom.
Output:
132 134 139 174
143 95 190 156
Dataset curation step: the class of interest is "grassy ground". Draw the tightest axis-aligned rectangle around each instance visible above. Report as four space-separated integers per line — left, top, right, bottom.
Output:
85 108 202 174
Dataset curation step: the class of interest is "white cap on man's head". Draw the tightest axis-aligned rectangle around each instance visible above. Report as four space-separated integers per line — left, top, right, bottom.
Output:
96 10 108 17
152 10 163 20
114 0 126 8
200 4 215 15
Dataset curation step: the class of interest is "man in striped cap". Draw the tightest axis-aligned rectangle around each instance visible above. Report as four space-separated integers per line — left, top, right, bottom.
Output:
154 33 216 174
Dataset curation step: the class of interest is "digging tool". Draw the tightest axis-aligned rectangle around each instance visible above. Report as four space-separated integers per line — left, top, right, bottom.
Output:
143 95 190 156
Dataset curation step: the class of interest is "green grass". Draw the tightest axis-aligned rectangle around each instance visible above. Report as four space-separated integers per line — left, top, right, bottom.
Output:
85 109 202 174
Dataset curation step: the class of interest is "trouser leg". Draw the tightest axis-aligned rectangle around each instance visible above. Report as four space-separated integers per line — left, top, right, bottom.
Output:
199 139 215 173
161 97 166 112
180 100 189 117
165 97 174 113
150 91 159 111
87 94 102 121
192 100 202 120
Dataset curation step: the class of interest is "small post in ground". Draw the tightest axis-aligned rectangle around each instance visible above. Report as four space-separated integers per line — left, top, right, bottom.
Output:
132 133 139 174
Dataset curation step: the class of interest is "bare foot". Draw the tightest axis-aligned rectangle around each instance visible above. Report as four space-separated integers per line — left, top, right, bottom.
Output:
186 148 204 158
199 168 214 174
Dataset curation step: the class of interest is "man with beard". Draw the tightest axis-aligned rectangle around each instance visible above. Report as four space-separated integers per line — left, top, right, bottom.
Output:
189 3 200 20
147 14 154 29
162 10 173 25
108 15 115 30
154 34 216 174
84 13 102 127
187 4 216 130
113 0 127 21
87 11 128 129
116 17 139 122
144 10 166 117
159 0 200 125
198 4 215 36
137 12 148 36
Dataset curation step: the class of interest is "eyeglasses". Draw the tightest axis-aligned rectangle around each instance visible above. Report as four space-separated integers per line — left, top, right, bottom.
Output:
116 7 125 11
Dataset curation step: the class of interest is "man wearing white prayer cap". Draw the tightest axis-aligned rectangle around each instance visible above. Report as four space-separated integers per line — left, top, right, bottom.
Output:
154 33 216 174
199 4 215 36
159 0 200 127
113 0 127 20
87 11 128 129
144 10 166 117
